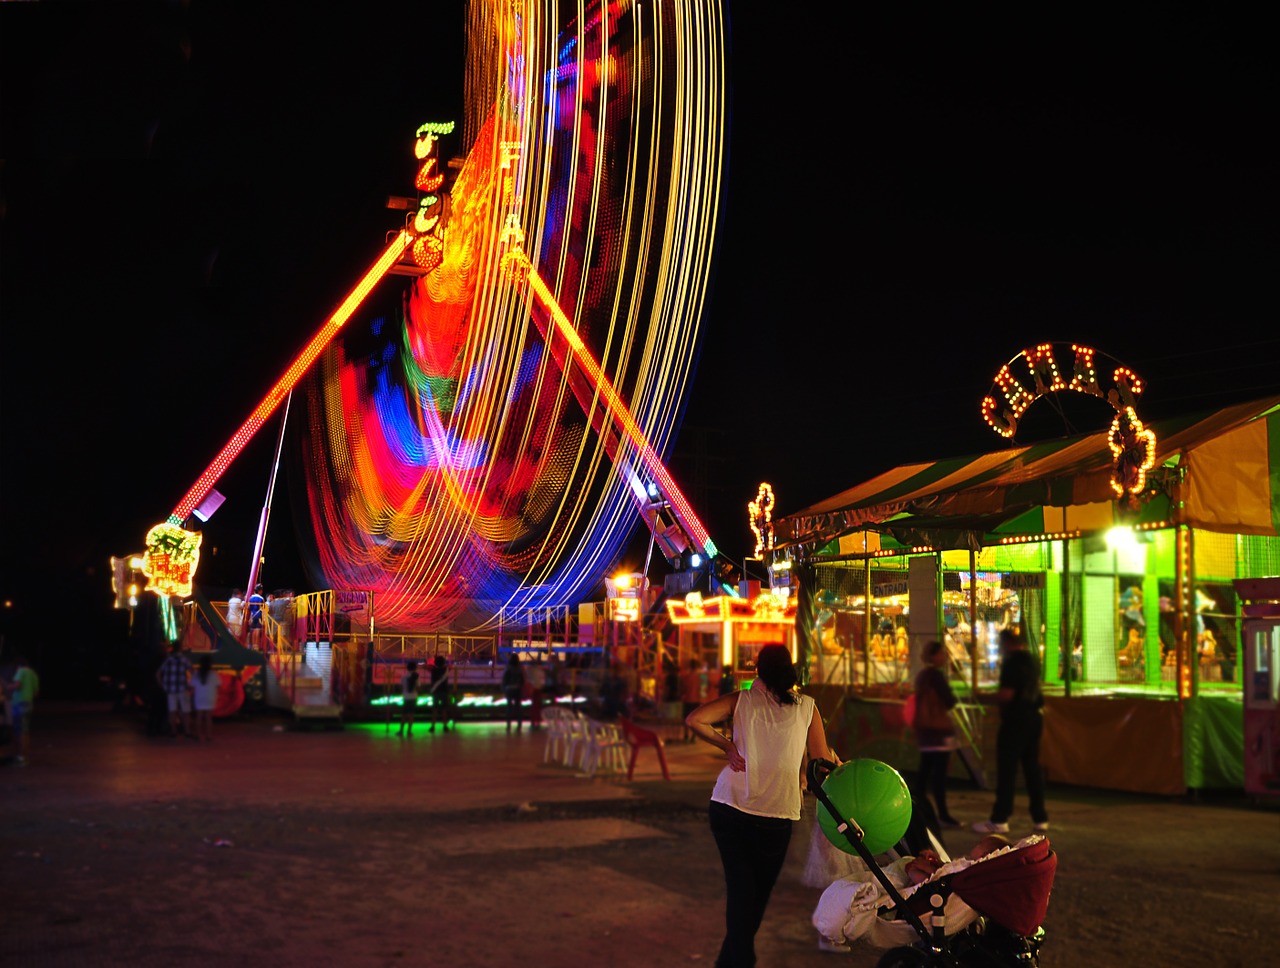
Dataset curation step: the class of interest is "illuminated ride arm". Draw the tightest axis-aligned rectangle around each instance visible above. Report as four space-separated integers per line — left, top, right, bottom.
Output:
142 231 413 595
499 240 721 577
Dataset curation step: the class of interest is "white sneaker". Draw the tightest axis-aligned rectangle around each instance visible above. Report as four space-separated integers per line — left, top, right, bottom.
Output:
971 820 1010 834
1032 821 1050 832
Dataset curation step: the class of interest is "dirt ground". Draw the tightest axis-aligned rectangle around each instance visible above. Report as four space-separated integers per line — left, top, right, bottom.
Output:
2 703 1278 967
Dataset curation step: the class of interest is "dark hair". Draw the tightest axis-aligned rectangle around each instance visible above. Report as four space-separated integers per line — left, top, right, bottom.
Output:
406 661 418 670
923 640 945 660
197 654 212 683
753 645 799 705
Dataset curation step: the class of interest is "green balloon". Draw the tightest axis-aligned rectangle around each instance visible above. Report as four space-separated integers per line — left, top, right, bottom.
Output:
817 759 912 855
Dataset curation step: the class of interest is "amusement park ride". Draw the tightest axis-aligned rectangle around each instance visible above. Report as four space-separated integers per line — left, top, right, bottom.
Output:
114 2 749 707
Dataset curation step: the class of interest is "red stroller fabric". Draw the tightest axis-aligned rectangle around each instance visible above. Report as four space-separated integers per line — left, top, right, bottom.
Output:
947 836 1056 937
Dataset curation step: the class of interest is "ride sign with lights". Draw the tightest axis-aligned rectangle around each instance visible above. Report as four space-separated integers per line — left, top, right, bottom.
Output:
980 342 1157 500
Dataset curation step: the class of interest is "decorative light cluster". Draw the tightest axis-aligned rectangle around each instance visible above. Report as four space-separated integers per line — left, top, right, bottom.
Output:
997 531 1081 545
666 592 796 625
142 522 202 598
410 120 454 274
1108 406 1157 496
980 342 1147 439
748 482 775 557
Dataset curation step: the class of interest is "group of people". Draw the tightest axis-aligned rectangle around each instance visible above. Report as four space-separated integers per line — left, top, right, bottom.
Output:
682 629 1050 967
155 643 220 741
908 627 1048 837
225 585 293 645
397 655 454 736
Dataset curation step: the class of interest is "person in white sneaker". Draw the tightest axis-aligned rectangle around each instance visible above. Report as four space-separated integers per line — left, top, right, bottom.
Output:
972 629 1050 834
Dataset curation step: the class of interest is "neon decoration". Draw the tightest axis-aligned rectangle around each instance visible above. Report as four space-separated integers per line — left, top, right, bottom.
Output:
666 593 797 626
1108 407 1157 496
748 483 775 557
410 121 454 273
142 522 203 598
981 342 1146 438
981 341 1158 501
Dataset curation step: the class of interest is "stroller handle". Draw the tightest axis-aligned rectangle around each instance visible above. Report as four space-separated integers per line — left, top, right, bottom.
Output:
807 756 836 795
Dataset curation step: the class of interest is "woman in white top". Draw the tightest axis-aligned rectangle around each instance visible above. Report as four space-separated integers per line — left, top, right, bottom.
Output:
686 644 839 968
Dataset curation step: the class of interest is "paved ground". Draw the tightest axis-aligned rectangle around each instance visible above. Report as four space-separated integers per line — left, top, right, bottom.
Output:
2 702 1277 967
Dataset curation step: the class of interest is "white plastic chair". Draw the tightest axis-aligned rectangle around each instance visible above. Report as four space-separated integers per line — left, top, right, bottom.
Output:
563 709 591 769
542 707 571 764
581 718 628 776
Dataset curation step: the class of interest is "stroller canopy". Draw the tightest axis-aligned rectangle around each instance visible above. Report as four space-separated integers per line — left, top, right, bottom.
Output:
945 836 1056 937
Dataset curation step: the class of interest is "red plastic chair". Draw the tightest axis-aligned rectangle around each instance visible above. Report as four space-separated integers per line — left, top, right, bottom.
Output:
617 715 672 781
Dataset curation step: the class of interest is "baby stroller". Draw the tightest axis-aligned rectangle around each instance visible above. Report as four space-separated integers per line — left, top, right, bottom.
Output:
808 759 1056 967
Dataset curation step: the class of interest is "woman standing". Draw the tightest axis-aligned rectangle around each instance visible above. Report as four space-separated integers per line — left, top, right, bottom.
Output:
911 640 960 830
190 654 219 742
685 645 839 968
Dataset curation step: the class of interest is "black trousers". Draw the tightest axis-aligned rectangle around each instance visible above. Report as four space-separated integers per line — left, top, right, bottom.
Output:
913 749 954 824
991 712 1048 824
708 800 793 968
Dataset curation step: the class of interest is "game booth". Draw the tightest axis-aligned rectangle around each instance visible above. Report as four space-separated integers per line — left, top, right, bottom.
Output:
771 346 1280 797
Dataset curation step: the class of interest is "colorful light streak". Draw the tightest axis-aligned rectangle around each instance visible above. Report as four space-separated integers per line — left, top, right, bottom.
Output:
156 2 726 632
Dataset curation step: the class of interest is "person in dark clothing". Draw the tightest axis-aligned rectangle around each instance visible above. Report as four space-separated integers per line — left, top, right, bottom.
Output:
911 640 960 830
973 628 1050 834
428 655 453 732
502 653 526 732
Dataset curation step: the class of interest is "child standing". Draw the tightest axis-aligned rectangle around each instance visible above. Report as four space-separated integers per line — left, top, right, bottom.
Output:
191 654 220 742
398 661 420 736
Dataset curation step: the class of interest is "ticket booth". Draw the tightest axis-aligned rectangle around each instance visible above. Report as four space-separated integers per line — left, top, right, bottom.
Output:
1233 577 1280 801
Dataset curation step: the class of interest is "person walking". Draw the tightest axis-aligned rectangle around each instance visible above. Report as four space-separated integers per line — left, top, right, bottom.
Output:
972 628 1050 834
685 644 840 968
397 661 420 736
190 654 220 742
427 655 453 732
502 652 526 732
911 640 961 831
681 658 707 741
5 652 41 765
526 659 546 729
155 643 194 739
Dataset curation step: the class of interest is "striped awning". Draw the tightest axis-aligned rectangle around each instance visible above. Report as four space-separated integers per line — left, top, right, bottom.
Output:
775 395 1280 555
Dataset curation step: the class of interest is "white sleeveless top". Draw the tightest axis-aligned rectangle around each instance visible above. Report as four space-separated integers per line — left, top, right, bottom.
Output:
710 684 815 820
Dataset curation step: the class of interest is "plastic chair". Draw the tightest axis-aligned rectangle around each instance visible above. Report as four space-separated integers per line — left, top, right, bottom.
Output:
542 707 571 764
581 718 628 776
617 715 671 781
563 709 592 769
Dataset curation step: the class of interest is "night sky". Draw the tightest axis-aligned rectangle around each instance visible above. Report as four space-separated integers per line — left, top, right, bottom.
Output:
2 3 1276 689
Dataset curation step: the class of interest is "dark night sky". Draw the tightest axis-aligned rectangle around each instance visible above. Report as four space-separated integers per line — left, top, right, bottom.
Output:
2 3 1277 685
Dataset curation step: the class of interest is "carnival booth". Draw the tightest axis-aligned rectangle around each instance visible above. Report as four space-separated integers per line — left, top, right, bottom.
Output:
774 375 1280 796
664 588 798 691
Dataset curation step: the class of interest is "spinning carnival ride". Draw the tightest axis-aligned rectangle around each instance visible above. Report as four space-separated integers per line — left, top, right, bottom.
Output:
144 1 730 632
